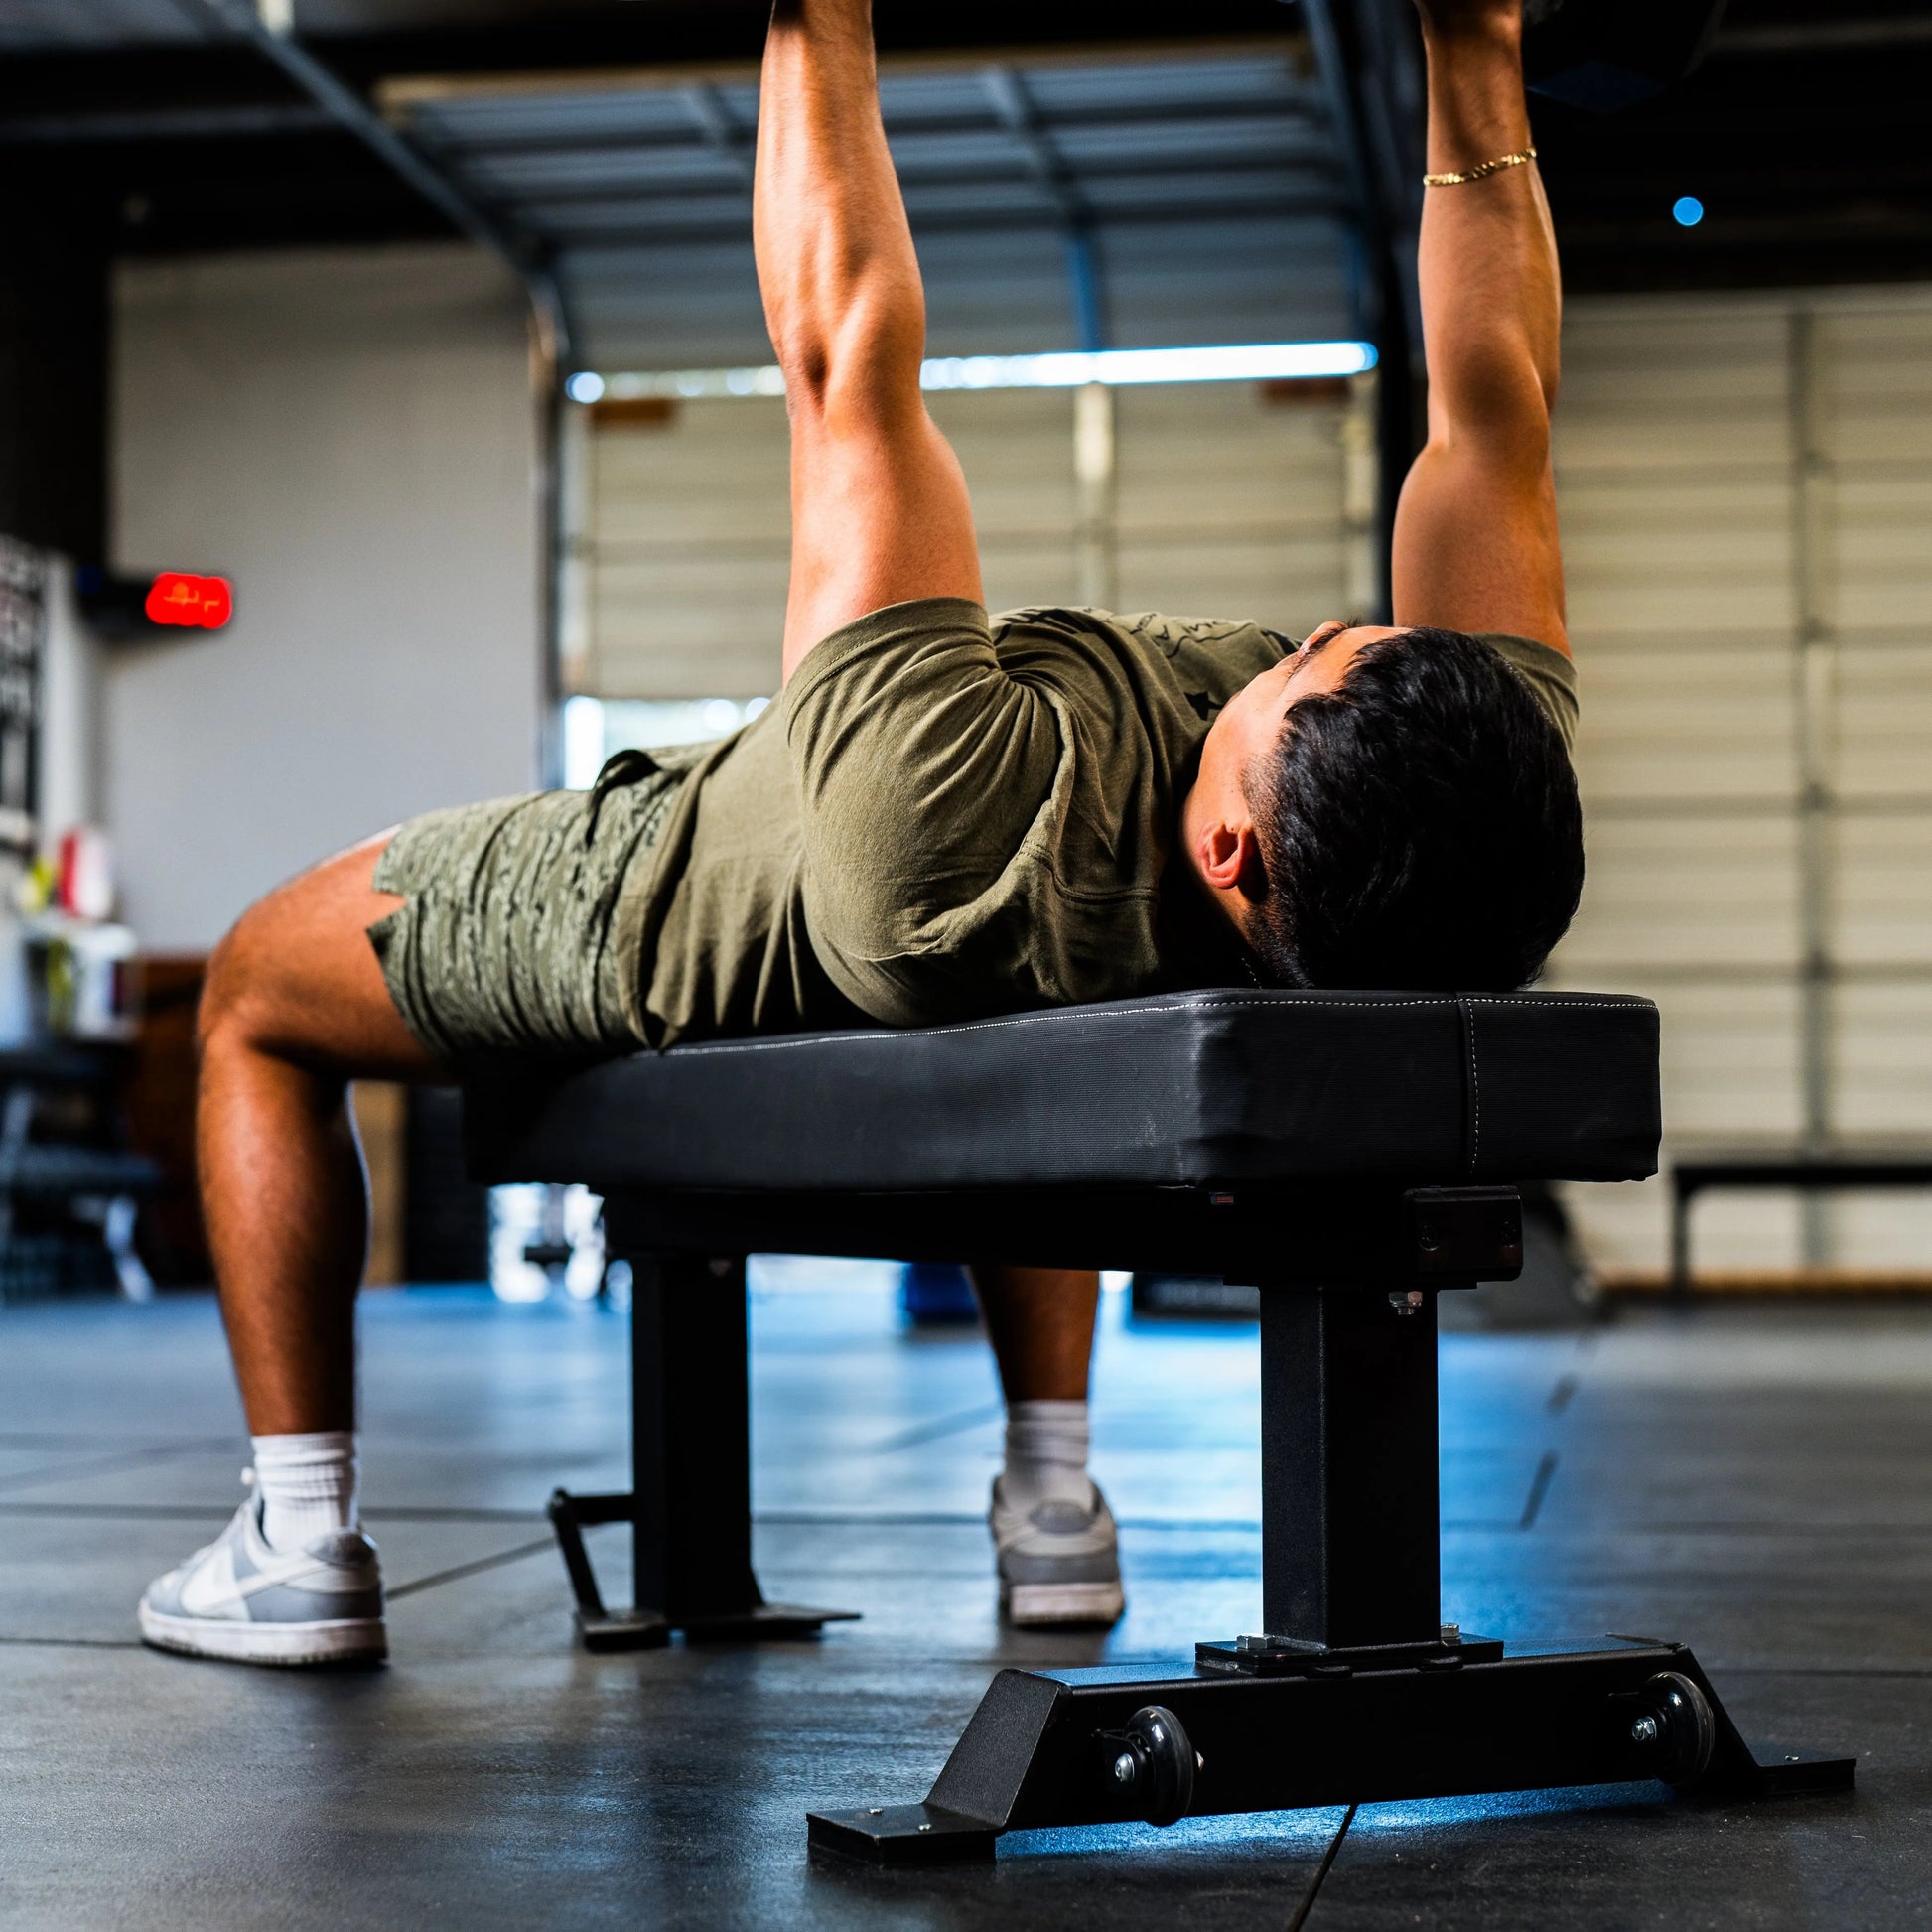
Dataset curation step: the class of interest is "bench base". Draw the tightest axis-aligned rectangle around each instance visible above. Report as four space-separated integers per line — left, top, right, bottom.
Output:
806 1637 1855 1865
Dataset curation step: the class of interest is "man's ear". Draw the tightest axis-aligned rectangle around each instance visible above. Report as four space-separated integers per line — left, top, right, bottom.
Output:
1196 819 1267 900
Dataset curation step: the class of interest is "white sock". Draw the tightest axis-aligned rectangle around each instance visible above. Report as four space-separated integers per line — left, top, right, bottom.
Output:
251 1432 358 1552
1003 1399 1092 1508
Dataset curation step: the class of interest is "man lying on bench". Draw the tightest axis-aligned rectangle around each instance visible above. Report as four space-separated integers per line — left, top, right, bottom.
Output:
139 0 1583 1667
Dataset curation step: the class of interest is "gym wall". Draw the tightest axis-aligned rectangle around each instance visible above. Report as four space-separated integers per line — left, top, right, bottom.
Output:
105 243 543 953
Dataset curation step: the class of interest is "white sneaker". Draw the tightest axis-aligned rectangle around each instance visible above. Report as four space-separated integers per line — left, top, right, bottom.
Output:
990 1476 1126 1627
139 1479 387 1667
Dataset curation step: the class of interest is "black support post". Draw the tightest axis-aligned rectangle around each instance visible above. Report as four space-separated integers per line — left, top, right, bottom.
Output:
629 1249 760 1623
1371 301 1418 620
1260 1286 1442 1648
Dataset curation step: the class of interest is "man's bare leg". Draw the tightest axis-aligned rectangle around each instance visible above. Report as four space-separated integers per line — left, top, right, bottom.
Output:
971 1264 1120 1625
197 835 441 1436
971 1266 1098 1404
140 835 435 1663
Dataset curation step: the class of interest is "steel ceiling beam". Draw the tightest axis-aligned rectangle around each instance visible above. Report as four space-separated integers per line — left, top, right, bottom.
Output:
1294 0 1422 621
411 100 1333 167
1717 15 1932 54
535 192 1352 251
181 0 576 368
982 64 1109 351
1295 0 1419 319
480 150 1341 203
678 79 753 187
0 101 334 142
545 194 1348 224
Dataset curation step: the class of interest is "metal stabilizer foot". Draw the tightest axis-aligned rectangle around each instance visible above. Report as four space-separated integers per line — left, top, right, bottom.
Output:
808 1804 998 1867
807 1636 1855 1864
548 1487 858 1652
679 1602 860 1642
577 1607 672 1653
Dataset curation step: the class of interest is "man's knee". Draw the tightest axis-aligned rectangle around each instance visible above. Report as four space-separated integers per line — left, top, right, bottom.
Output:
198 898 284 1061
196 838 425 1082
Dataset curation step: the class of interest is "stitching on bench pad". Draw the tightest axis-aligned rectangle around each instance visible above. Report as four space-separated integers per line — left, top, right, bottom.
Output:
651 991 1657 1062
1464 1000 1480 1173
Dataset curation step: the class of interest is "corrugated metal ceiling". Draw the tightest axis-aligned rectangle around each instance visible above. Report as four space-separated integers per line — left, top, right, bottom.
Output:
382 46 1356 362
0 0 600 47
393 50 1340 247
0 7 1363 363
10 4 1932 304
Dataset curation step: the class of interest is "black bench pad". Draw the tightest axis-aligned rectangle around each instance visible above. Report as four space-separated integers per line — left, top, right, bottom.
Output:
465 990 1659 1194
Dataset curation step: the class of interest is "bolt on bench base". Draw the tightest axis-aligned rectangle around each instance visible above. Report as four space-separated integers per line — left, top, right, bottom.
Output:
807 1638 1855 1866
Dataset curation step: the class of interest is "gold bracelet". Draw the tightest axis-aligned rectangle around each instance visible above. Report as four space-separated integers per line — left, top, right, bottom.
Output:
1423 145 1537 188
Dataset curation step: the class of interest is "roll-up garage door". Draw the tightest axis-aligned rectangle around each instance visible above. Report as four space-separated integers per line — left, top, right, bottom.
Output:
565 376 1365 710
567 394 791 704
1549 288 1932 1281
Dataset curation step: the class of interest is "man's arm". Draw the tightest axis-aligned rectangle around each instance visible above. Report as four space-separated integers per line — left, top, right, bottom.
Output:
1392 1 1568 655
755 0 983 682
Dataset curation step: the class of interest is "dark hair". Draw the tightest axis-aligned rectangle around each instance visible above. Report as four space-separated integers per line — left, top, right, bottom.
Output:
1245 626 1584 990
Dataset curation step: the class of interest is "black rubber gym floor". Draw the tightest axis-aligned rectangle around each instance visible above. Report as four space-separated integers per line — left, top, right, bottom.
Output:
1 1275 1926 1929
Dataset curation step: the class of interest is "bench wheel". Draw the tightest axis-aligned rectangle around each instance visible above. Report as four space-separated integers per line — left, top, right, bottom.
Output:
1100 1705 1197 1827
1631 1671 1717 1789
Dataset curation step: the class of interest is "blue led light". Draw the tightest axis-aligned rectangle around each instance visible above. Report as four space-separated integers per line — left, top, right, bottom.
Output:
1673 196 1705 228
565 370 607 404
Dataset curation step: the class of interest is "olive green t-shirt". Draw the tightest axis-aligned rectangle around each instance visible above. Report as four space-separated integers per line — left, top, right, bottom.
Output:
615 601 1577 1046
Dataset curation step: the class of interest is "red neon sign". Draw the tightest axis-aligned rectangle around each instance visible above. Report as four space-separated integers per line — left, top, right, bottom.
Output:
145 572 233 629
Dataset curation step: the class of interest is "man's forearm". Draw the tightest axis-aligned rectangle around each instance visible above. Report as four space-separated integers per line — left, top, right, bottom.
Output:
1390 3 1566 647
754 0 924 413
1416 8 1560 447
756 0 982 678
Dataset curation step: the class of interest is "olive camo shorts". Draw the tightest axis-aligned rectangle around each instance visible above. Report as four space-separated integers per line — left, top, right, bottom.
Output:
365 752 684 1070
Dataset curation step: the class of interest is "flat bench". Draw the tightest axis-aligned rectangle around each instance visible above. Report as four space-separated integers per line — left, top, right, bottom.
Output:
465 988 1853 1862
1671 1152 1932 1296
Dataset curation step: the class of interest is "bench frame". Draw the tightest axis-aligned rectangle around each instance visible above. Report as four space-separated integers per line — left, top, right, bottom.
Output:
537 1175 1854 1861
1669 1153 1932 1297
